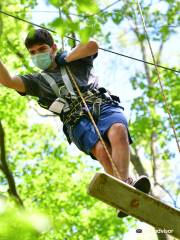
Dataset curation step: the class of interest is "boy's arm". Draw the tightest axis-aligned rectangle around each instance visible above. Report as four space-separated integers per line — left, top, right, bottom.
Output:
56 40 99 65
0 60 25 93
65 40 98 62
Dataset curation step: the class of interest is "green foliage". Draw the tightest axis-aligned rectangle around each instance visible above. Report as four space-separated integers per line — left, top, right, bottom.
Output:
46 0 101 42
0 199 50 240
18 143 134 240
74 0 99 13
0 0 179 239
0 0 37 72
111 10 124 24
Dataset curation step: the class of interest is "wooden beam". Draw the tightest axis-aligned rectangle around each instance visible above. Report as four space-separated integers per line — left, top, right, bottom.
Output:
88 173 180 239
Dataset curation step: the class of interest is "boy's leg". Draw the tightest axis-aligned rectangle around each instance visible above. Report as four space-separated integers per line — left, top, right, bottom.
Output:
107 123 130 181
91 122 130 181
91 123 150 218
91 141 114 175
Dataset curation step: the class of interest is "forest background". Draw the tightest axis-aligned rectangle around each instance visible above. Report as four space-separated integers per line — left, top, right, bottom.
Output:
0 0 179 239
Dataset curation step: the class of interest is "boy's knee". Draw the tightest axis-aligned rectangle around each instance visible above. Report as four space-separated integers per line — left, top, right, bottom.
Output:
108 123 128 144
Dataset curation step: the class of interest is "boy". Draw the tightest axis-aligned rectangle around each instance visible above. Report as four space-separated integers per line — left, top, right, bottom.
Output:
0 29 150 217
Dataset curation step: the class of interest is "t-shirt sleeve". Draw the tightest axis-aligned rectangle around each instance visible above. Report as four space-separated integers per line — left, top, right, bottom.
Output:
79 52 98 65
17 74 40 97
68 52 98 73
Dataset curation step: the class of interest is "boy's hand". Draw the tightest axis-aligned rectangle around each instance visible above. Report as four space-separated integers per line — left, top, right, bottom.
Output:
0 60 25 92
55 51 68 66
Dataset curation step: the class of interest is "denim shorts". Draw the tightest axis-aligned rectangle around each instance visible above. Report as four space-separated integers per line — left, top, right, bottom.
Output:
70 103 133 157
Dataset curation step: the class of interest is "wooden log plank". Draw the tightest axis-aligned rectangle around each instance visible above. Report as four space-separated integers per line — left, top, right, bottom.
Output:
88 173 180 239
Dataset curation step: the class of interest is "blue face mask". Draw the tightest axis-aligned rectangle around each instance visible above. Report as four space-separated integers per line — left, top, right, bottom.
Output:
31 52 53 70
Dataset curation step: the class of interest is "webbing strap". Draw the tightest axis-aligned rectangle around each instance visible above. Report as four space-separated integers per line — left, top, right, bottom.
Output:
60 67 76 96
41 67 76 97
41 72 59 97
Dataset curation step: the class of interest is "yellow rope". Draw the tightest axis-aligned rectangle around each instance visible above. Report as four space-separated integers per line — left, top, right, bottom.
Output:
58 8 121 179
65 66 121 179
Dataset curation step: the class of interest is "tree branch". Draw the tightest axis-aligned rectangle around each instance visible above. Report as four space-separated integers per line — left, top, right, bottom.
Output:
154 182 178 208
0 121 23 206
131 15 152 85
156 41 164 65
151 133 158 183
66 11 77 48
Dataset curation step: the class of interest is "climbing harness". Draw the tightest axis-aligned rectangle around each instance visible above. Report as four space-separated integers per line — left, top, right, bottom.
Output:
40 66 122 137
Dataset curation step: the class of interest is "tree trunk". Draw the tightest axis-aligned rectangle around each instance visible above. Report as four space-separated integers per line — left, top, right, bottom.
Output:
130 16 171 240
0 121 23 206
130 152 147 176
